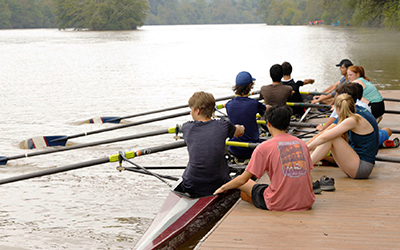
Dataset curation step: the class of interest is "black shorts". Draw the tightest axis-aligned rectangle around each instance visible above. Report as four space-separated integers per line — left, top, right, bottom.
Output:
369 100 385 118
251 184 269 210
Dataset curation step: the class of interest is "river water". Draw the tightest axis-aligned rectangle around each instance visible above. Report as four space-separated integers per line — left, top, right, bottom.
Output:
0 24 399 249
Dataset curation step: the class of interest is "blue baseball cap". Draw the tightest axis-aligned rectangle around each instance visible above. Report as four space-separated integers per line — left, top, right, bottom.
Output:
236 71 255 86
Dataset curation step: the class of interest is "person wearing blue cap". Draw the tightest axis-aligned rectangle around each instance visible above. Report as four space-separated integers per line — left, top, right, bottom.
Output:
260 64 293 110
226 71 266 160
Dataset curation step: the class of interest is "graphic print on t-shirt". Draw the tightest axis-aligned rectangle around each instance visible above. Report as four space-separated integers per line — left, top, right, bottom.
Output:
277 141 307 178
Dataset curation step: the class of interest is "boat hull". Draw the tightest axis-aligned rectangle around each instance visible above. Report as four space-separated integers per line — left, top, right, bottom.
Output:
134 188 240 250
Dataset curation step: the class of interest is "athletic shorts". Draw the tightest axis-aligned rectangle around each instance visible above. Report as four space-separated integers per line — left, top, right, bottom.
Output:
379 129 389 145
355 160 374 179
251 183 269 210
369 101 385 119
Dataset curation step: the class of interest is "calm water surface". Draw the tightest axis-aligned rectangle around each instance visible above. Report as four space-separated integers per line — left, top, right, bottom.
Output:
0 24 399 249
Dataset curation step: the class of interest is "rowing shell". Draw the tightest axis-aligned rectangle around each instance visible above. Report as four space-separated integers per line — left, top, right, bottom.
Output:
134 182 240 250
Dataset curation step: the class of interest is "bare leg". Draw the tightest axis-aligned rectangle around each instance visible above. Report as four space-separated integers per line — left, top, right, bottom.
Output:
238 179 256 203
311 136 360 178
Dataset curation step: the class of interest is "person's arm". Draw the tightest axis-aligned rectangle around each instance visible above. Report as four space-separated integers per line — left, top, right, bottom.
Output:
234 125 245 137
306 123 336 146
308 118 357 150
214 170 253 195
311 92 332 104
323 80 341 93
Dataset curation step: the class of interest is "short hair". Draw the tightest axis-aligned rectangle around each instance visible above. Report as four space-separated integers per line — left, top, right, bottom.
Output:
265 105 292 131
233 83 253 96
336 82 358 102
270 64 283 82
282 61 292 76
188 91 215 118
355 83 364 100
341 60 353 69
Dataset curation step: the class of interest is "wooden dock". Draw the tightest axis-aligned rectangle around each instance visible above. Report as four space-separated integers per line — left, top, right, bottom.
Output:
196 90 400 250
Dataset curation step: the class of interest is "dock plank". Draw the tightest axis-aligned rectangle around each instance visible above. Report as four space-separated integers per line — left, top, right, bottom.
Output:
196 90 400 250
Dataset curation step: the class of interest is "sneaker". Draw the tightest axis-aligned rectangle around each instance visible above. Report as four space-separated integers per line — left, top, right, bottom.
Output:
320 176 335 191
313 180 322 194
381 138 400 148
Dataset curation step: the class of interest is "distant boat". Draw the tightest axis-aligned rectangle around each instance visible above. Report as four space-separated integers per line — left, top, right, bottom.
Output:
309 20 323 25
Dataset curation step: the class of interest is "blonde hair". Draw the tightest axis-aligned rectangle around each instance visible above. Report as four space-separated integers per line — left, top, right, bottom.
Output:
188 91 215 118
335 93 360 140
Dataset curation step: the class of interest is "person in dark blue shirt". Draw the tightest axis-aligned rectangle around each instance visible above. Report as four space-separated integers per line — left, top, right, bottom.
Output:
226 71 266 159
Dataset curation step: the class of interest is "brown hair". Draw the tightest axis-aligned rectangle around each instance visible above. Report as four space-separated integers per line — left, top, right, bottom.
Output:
335 82 358 102
348 66 370 81
188 91 215 118
233 82 253 96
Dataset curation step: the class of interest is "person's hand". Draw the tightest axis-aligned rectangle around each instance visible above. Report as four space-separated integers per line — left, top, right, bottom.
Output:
214 186 227 195
311 98 319 104
304 79 315 84
316 123 325 131
234 125 245 137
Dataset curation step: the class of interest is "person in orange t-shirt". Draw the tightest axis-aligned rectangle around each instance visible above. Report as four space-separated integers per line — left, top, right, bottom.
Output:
214 105 315 211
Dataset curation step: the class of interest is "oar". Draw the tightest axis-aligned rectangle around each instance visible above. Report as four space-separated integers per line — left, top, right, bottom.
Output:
23 110 191 149
0 141 187 186
286 102 332 109
0 126 180 165
385 110 400 115
118 167 179 181
0 139 262 185
89 91 260 124
375 155 400 163
257 120 319 128
300 91 329 96
383 98 400 102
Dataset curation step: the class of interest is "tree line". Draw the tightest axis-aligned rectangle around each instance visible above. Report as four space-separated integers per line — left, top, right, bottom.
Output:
0 0 398 30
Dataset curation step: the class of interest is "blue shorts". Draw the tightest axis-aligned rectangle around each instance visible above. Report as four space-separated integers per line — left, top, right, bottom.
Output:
379 130 389 145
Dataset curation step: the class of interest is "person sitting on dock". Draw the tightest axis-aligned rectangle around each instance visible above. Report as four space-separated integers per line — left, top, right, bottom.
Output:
226 71 266 160
312 59 353 105
281 61 315 117
178 91 245 197
315 82 398 150
260 64 293 110
214 105 316 211
308 93 379 179
347 65 385 120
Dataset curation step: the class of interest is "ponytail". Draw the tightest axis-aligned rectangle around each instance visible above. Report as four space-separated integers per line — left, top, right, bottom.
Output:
335 94 360 140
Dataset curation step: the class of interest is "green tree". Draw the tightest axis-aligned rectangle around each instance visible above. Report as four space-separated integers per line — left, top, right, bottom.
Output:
0 0 11 28
348 0 400 28
55 0 149 30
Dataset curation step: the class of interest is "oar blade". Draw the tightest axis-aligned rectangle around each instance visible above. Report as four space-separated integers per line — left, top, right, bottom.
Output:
22 136 68 149
0 157 8 165
89 117 122 124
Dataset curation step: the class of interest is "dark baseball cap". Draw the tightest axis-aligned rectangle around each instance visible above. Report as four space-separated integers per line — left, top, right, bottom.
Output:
336 59 353 67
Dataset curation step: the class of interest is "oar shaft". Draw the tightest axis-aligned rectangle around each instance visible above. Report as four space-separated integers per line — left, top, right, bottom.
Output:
0 157 110 185
118 91 260 120
66 111 190 141
383 98 400 102
300 91 329 95
120 167 179 181
6 128 176 163
286 102 331 109
375 155 400 163
0 141 188 186
385 110 400 115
